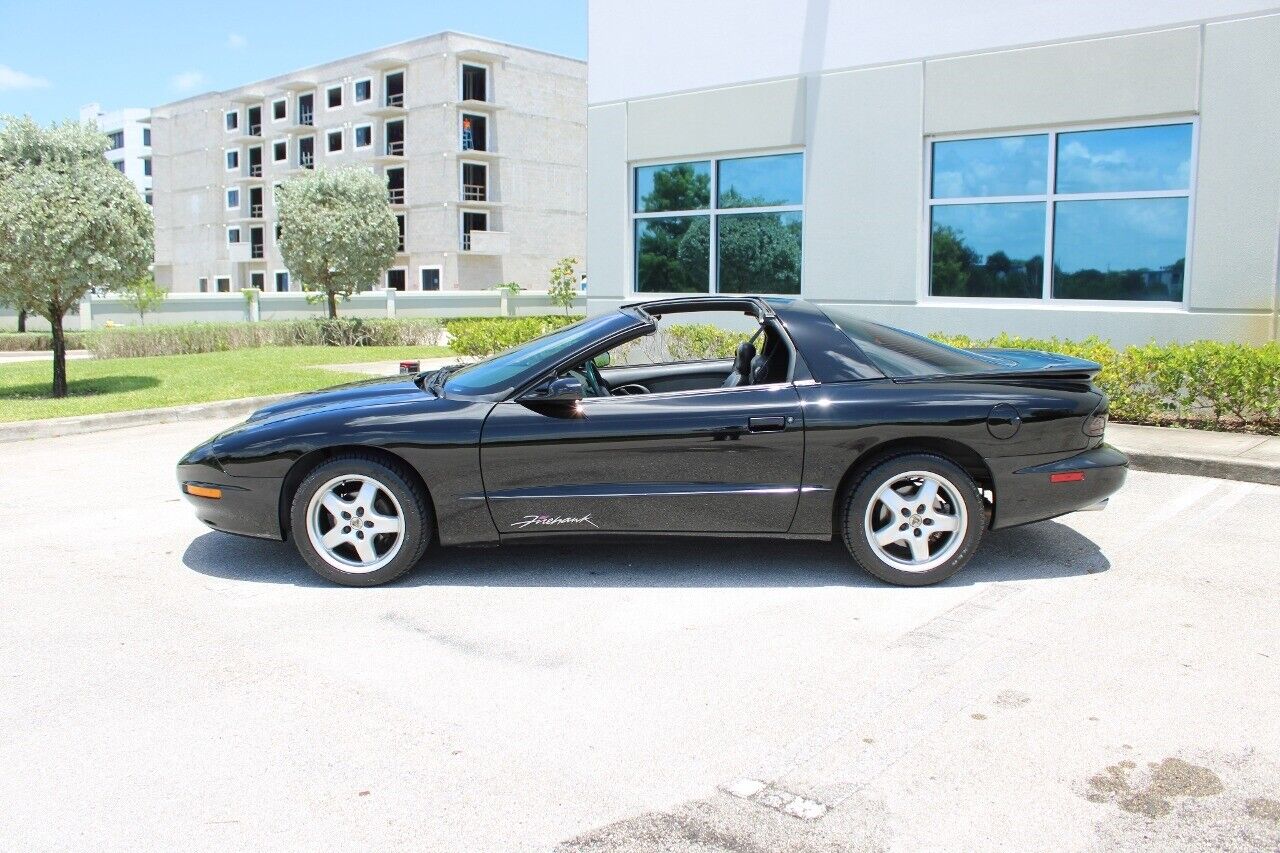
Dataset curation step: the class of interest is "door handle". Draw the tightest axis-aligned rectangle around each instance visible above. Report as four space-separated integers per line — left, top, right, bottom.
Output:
747 416 787 433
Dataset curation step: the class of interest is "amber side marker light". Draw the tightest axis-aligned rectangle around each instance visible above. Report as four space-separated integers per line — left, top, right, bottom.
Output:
184 484 222 499
1049 472 1085 484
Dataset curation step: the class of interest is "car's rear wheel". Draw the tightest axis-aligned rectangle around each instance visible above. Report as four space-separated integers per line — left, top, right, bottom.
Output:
290 454 432 587
840 453 984 586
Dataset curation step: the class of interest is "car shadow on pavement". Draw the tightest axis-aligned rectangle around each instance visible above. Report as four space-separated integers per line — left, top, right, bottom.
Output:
181 519 1109 589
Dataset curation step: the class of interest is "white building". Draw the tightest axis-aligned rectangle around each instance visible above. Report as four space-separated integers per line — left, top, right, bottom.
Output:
80 103 152 203
586 1 1280 344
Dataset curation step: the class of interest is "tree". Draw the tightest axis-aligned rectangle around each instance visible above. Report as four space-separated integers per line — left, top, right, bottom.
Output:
275 167 398 318
119 276 167 324
548 257 579 315
0 115 153 397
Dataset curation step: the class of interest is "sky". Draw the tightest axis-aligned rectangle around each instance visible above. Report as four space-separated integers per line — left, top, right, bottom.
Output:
0 0 586 123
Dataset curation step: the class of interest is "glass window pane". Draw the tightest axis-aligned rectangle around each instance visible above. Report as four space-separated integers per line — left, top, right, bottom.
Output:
930 203 1045 298
717 212 802 294
634 162 710 212
717 153 803 208
634 216 710 292
1055 124 1192 194
931 135 1048 198
1052 198 1187 301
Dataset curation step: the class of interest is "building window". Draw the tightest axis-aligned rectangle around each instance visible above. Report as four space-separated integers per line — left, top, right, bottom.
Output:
326 129 343 154
198 277 209 293
225 110 239 132
215 276 232 293
326 84 343 110
246 106 262 136
272 139 287 162
386 166 405 204
226 187 240 210
384 71 405 107
632 152 804 294
461 113 486 151
461 64 488 102
142 127 151 146
928 121 1194 303
225 149 239 171
354 78 372 102
144 191 153 206
275 271 290 292
298 135 315 168
297 93 314 126
272 98 287 122
386 268 407 290
112 160 126 173
227 226 241 244
461 210 487 250
420 266 441 291
461 161 487 201
354 124 372 149
142 157 151 176
395 213 405 251
106 130 124 150
250 271 265 290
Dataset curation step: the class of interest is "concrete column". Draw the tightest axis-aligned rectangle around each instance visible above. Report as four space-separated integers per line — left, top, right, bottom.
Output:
79 297 93 331
386 287 396 318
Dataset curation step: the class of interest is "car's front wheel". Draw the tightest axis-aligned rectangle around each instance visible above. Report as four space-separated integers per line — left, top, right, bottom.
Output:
290 454 432 587
840 453 984 586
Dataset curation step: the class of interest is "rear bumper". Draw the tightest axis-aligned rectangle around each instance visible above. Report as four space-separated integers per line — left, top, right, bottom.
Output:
177 461 285 541
989 443 1128 530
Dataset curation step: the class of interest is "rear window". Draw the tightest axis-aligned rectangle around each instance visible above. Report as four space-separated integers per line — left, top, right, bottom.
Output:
822 308 1008 378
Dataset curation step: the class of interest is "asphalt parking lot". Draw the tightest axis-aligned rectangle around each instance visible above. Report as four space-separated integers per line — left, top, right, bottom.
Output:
3 418 1278 852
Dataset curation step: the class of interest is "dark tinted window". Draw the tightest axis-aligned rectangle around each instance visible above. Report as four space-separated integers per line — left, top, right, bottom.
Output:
823 308 1006 378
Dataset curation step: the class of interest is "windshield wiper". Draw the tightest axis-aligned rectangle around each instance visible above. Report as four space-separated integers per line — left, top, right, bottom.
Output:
424 363 461 397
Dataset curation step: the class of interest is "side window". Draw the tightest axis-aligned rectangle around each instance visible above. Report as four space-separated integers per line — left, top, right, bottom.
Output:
604 312 760 367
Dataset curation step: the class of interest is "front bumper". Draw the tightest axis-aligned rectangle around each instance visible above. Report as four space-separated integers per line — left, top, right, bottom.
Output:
989 443 1128 530
177 457 285 541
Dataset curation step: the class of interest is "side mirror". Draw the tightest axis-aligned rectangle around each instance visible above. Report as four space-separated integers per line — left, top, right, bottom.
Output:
524 376 584 403
593 351 612 368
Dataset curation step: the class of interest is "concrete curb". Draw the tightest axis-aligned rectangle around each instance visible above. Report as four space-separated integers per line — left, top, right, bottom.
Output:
0 394 290 444
1118 449 1280 487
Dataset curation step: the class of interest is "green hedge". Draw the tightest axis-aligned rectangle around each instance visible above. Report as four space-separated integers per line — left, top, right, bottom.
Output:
87 318 444 359
442 315 581 357
0 331 91 352
931 333 1280 433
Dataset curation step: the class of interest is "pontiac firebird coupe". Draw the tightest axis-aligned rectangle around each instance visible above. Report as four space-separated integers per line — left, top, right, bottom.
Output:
178 296 1126 587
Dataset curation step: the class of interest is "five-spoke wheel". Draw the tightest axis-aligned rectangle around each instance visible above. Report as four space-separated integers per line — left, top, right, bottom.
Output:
842 453 984 586
291 454 432 586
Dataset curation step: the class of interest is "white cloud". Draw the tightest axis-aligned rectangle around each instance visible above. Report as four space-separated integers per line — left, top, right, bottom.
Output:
170 70 206 92
226 32 247 51
0 64 51 91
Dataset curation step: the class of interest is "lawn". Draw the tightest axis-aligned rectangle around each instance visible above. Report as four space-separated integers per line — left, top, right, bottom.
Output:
0 345 453 422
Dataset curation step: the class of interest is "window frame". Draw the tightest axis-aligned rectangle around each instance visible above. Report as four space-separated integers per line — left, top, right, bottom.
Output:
215 276 232 293
325 83 343 111
920 116 1198 310
628 147 805 297
460 62 490 103
385 266 408 291
274 270 291 292
418 265 443 291
353 77 373 103
224 109 239 132
225 187 240 210
224 148 240 172
353 122 373 149
226 226 241 245
325 128 344 155
460 159 488 202
272 138 288 162
271 97 288 123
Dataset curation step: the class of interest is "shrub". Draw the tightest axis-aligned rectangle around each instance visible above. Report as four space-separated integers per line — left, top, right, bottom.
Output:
930 332 1280 433
0 331 90 351
442 315 580 357
87 318 444 359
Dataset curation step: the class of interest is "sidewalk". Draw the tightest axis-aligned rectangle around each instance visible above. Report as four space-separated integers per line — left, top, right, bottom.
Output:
1106 422 1280 486
0 349 92 364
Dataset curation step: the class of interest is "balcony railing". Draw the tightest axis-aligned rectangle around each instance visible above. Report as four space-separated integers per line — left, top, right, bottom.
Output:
386 92 404 108
247 124 262 136
388 188 405 204
299 111 314 127
251 244 264 259
250 203 264 218
462 232 474 251
463 184 486 201
249 164 263 178
300 153 314 169
386 140 405 156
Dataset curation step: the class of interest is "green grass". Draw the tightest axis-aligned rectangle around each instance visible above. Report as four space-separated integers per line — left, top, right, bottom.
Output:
0 345 453 422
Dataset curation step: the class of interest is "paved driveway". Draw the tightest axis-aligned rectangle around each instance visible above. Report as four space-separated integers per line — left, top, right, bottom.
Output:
2 419 1278 852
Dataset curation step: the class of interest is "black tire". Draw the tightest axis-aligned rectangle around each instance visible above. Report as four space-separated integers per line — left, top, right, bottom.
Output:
289 453 433 587
840 452 984 587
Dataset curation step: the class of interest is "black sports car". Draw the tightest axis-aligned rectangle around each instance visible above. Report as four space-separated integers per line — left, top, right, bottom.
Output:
178 296 1126 587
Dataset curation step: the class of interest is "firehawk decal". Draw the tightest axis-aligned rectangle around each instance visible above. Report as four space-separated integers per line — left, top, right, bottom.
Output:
511 513 599 529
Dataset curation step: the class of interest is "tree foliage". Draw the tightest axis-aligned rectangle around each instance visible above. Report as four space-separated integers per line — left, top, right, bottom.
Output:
275 167 398 318
547 256 579 315
0 115 153 396
119 276 167 324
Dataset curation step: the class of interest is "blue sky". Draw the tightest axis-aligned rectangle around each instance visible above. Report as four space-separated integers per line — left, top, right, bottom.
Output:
0 0 586 123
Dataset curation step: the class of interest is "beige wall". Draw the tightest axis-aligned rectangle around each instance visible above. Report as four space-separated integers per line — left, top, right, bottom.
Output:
588 13 1280 344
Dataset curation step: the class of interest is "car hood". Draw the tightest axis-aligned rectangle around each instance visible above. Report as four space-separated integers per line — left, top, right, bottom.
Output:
246 374 428 424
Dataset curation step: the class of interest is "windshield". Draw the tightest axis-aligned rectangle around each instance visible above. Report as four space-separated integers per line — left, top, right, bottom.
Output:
443 314 625 398
821 308 1008 378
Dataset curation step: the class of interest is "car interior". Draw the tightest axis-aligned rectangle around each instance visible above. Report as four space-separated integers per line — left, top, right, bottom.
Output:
557 317 794 397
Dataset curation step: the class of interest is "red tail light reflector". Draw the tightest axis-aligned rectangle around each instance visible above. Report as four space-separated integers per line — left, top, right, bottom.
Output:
1050 472 1085 484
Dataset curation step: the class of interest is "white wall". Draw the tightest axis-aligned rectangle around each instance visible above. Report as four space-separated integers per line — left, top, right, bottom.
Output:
589 0 1280 103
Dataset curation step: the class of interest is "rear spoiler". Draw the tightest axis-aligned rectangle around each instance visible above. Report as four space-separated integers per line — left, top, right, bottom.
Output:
963 348 1102 382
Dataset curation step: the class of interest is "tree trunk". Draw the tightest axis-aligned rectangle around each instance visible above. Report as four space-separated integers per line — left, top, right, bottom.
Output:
50 309 68 399
17 310 26 333
327 289 338 319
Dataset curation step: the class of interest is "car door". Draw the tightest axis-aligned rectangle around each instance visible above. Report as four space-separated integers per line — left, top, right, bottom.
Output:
479 383 805 534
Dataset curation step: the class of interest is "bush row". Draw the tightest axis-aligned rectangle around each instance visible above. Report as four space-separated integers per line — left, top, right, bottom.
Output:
0 331 91 351
932 333 1280 432
441 315 581 357
86 318 446 359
